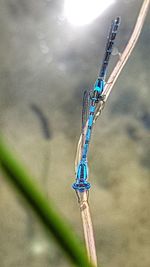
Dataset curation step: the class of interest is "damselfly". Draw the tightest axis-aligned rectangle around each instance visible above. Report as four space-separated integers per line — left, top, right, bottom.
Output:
73 17 121 192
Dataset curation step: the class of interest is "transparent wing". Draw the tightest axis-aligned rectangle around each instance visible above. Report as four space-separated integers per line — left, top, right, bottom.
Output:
81 90 90 150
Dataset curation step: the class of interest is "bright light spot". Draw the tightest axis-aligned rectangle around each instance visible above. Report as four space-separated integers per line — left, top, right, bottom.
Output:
64 0 115 26
30 240 48 255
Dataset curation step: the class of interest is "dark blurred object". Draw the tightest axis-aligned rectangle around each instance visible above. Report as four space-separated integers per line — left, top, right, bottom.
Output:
126 125 140 141
140 111 150 130
30 103 52 140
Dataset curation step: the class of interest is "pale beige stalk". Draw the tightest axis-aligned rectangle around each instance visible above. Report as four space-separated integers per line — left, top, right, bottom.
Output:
74 1 150 266
75 191 97 266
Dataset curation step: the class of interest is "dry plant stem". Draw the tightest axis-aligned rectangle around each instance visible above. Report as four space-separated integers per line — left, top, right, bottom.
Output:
76 191 97 267
75 134 82 171
74 0 150 265
94 0 150 122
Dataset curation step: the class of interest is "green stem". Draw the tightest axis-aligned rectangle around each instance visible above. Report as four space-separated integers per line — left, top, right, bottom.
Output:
0 135 94 267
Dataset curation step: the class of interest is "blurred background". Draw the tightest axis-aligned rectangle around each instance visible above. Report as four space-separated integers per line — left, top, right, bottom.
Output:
0 0 150 266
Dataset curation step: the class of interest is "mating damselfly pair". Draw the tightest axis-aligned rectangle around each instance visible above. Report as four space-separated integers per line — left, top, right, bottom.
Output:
72 17 121 192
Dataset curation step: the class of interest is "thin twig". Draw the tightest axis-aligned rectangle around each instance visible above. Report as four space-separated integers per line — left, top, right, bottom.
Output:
74 0 150 266
76 191 98 267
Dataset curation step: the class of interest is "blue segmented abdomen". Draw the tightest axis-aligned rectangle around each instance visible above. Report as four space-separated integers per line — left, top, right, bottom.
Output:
82 108 95 159
88 112 94 127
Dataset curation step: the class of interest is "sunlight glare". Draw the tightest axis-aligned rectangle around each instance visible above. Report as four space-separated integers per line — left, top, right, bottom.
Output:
64 0 115 26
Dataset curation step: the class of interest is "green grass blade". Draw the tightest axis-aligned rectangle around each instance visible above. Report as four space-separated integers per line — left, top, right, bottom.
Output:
0 135 94 267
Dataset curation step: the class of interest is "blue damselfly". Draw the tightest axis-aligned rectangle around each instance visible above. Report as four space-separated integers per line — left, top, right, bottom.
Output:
73 17 121 192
